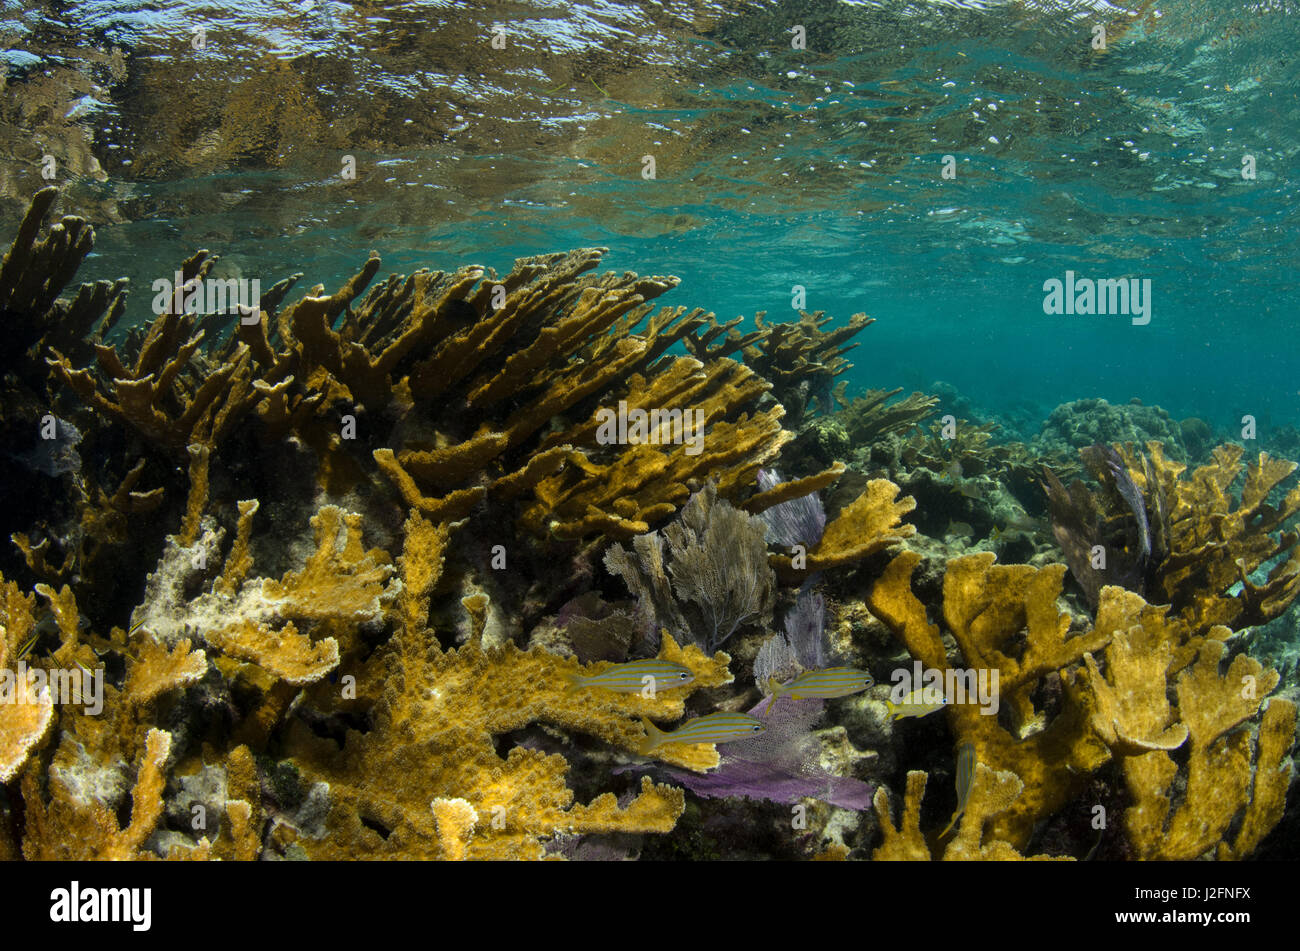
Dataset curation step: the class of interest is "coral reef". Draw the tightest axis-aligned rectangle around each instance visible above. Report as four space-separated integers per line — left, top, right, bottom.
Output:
282 513 734 859
1074 592 1296 860
769 478 916 582
866 548 1295 858
0 186 1295 863
841 388 939 447
873 766 1068 861
683 310 873 426
1 190 811 643
1045 441 1300 637
0 188 887 862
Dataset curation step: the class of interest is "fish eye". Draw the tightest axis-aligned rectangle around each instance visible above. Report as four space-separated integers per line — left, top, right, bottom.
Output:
679 672 689 679
751 725 761 732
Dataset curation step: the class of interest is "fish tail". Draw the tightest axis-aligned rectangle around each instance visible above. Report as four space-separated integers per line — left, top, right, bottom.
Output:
885 699 898 720
563 671 586 694
639 717 666 755
939 811 960 838
765 676 787 712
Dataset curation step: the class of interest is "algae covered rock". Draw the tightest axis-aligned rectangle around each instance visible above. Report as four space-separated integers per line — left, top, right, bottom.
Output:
790 415 852 468
1034 397 1187 460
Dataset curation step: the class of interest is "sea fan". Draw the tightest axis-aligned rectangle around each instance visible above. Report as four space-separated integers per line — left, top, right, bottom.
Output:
756 468 826 548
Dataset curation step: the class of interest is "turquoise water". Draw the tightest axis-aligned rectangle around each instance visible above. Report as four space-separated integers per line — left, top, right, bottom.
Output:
5 0 1299 432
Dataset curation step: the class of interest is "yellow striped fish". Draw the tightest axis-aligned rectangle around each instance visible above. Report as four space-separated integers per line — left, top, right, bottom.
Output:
939 743 977 836
639 712 765 754
565 659 694 694
766 667 874 710
15 608 91 660
15 627 42 661
885 688 949 720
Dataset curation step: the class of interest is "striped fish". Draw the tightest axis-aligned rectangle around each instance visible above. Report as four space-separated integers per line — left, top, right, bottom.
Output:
766 667 874 710
640 712 765 754
939 743 977 836
565 659 695 694
885 688 949 720
16 610 91 660
15 627 42 661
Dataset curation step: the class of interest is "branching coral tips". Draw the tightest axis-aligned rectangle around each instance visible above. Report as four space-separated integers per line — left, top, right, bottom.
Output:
765 667 874 711
640 713 766 754
565 659 695 694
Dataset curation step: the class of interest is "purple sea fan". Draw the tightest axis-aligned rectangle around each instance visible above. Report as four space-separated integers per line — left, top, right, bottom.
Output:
637 697 873 811
784 586 826 670
754 631 801 688
753 587 827 686
756 469 826 548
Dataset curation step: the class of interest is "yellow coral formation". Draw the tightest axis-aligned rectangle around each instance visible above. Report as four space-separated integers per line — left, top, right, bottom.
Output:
23 728 173 860
206 619 339 686
7 501 733 861
9 577 207 860
230 244 793 537
123 637 206 706
40 222 799 544
772 478 916 581
1079 630 1187 756
47 249 267 456
839 387 938 443
132 503 393 686
283 511 732 859
1110 635 1295 861
1219 697 1296 860
869 549 1294 859
0 187 125 368
1046 441 1300 631
1131 442 1300 634
0 582 55 782
517 355 792 538
742 461 847 514
684 309 874 421
872 766 1070 861
869 551 1110 848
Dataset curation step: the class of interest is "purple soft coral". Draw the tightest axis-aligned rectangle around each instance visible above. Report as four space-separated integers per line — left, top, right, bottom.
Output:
783 586 826 670
624 696 873 811
756 468 826 548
